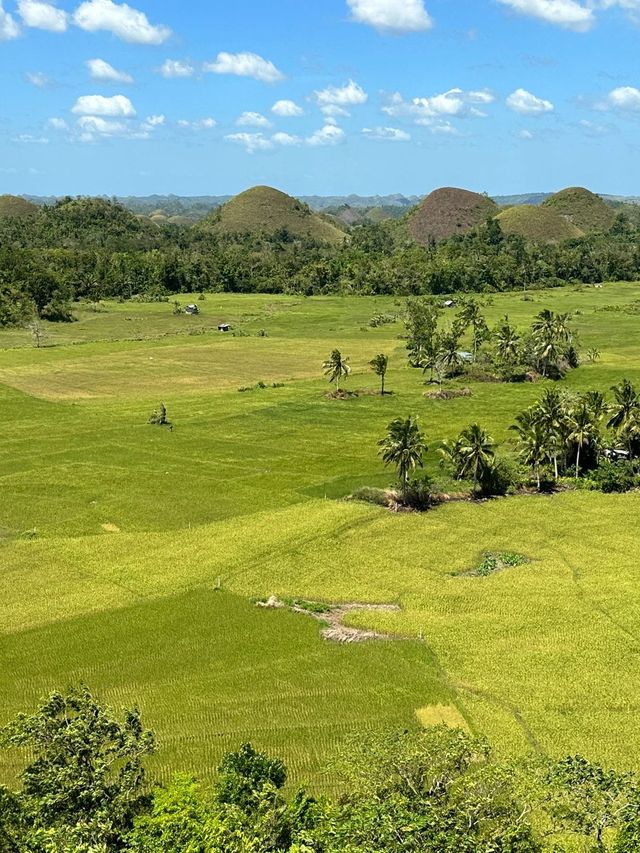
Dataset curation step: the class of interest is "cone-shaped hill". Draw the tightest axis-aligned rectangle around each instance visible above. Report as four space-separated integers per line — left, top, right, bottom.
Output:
496 205 584 242
542 187 616 234
201 186 346 245
407 187 498 244
0 195 38 219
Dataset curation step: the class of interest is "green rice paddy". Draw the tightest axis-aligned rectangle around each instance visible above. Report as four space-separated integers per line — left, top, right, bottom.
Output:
2 283 640 787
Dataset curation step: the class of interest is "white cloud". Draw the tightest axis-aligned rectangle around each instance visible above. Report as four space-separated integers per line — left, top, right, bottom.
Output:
347 0 432 32
237 111 272 128
315 79 368 107
506 88 554 114
599 0 640 24
72 94 136 117
26 71 52 87
518 129 535 139
160 59 195 78
73 0 171 44
496 0 594 31
362 125 411 141
606 85 640 111
271 99 304 117
18 0 67 31
178 117 216 130
47 117 68 129
77 115 127 135
225 132 274 153
143 114 165 128
320 104 351 123
204 51 284 83
14 133 49 143
87 58 133 83
0 2 20 38
272 131 302 145
307 124 346 146
383 88 494 125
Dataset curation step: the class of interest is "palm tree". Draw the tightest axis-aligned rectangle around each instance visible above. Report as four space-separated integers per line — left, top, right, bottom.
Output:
458 299 488 360
378 416 427 498
513 421 549 490
457 423 495 494
535 388 568 479
608 379 640 458
369 353 389 395
323 349 351 392
494 315 520 365
436 331 462 378
567 402 599 480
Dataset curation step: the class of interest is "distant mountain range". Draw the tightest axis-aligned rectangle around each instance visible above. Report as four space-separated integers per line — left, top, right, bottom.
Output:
21 190 640 219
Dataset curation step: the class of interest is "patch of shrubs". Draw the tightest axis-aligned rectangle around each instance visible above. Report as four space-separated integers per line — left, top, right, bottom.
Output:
584 461 639 493
348 486 390 507
468 551 529 577
238 381 285 392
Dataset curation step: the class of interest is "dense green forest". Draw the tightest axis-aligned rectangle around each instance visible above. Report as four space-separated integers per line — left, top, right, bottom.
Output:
1 195 639 326
3 688 640 852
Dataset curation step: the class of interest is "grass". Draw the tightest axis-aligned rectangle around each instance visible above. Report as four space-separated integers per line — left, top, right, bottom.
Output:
1 283 640 787
496 205 584 242
542 187 616 234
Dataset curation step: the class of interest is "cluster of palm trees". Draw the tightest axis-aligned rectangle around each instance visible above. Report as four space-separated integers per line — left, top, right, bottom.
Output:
406 297 580 384
512 380 639 487
377 379 640 504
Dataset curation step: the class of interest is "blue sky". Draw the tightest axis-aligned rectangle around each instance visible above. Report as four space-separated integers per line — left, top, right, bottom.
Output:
1 0 639 197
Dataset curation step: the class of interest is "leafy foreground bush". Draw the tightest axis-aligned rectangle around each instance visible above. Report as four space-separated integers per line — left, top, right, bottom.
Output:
584 461 639 493
3 689 640 851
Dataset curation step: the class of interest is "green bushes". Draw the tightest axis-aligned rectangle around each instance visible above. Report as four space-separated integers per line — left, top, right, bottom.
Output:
585 461 639 493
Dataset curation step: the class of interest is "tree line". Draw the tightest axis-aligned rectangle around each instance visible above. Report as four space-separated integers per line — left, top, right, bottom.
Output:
1 197 640 327
2 687 640 851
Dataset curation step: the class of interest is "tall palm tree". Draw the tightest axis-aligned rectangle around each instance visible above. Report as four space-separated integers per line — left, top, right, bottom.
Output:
458 299 488 360
494 315 520 365
457 423 495 493
323 349 351 392
535 388 568 479
436 330 462 378
567 402 599 480
378 416 427 497
514 421 549 490
531 309 571 377
369 353 389 395
608 379 640 458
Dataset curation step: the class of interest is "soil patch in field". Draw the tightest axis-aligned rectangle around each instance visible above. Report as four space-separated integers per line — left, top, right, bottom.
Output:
257 596 401 643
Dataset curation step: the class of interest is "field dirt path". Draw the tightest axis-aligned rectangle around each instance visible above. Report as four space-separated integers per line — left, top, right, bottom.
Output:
257 596 401 643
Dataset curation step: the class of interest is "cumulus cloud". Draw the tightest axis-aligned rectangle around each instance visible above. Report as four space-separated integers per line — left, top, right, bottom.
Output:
347 0 432 32
518 129 535 139
271 99 304 117
14 133 49 144
178 117 217 129
362 125 411 141
87 58 133 83
225 132 274 153
77 115 127 135
204 51 284 83
72 94 136 117
237 111 272 128
314 79 368 107
506 88 554 114
143 114 165 128
47 117 68 129
599 0 640 24
272 131 302 145
496 0 594 31
0 2 20 39
18 0 67 31
383 88 494 125
160 59 195 78
73 0 171 44
307 124 346 146
606 85 640 111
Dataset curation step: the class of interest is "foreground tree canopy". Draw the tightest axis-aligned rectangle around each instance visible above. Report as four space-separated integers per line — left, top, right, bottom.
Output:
3 689 640 851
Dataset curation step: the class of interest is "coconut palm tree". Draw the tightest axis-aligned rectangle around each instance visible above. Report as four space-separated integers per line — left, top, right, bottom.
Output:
457 423 495 494
567 402 599 480
436 331 462 378
494 315 520 365
369 353 389 395
378 416 427 498
514 421 549 490
608 379 640 458
535 388 568 479
323 349 351 392
457 299 488 360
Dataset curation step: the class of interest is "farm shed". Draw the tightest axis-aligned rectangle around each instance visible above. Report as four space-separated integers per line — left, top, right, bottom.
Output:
218 323 230 332
185 304 199 315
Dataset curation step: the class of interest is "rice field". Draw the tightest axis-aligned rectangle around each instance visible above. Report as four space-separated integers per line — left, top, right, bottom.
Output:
2 282 640 787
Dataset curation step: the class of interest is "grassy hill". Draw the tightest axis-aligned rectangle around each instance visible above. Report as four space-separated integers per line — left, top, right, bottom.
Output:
407 187 498 244
202 186 346 245
542 187 617 234
0 195 38 219
496 204 584 242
